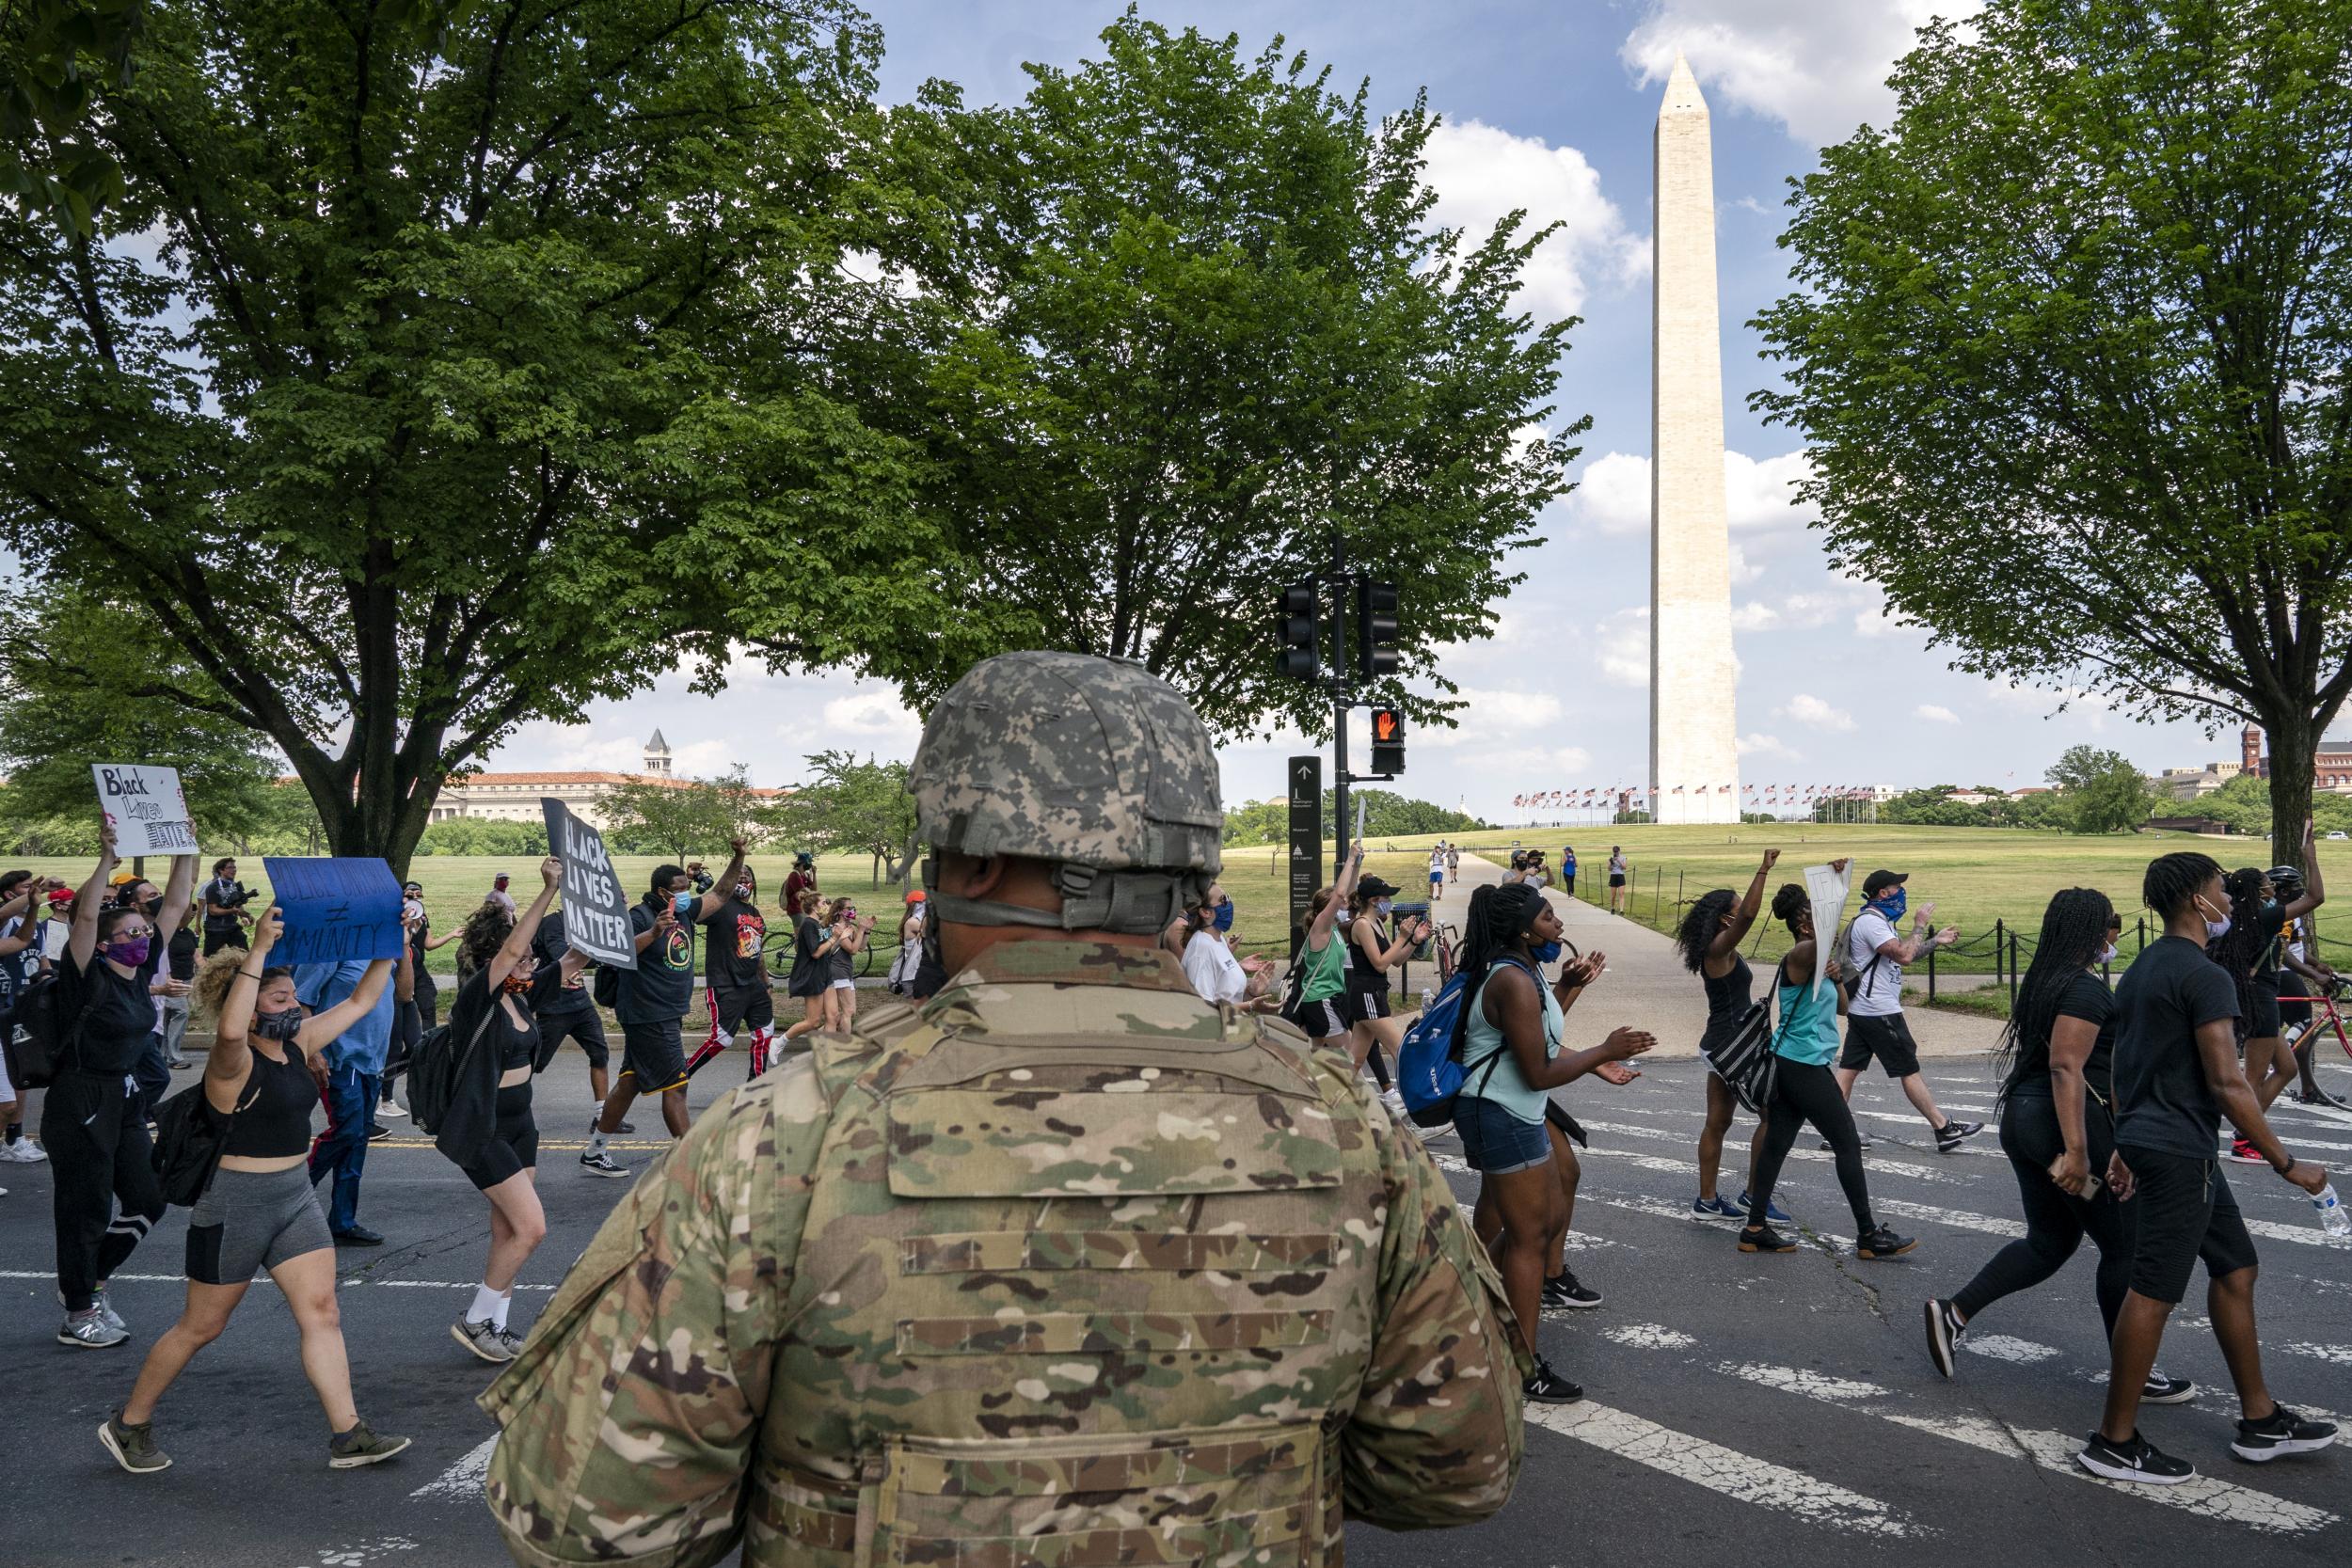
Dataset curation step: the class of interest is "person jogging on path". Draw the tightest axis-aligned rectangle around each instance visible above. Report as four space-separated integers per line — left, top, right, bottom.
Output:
1835 868 1981 1154
1428 845 1446 904
2076 851 2336 1484
579 841 748 1179
1924 888 2191 1404
1740 868 1915 1260
98 911 407 1472
1678 848 1781 1222
687 866 774 1080
1447 843 1461 885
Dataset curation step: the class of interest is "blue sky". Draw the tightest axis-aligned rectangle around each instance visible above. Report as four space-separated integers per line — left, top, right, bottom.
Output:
494 0 2244 817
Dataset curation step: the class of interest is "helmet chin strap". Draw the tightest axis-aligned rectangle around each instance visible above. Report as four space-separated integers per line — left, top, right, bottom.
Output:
921 859 1205 939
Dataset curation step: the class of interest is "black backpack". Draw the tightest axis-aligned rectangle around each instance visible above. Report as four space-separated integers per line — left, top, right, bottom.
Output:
9 972 74 1088
151 1079 259 1207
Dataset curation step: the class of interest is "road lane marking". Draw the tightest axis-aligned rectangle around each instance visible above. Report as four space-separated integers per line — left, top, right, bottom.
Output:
0 1270 558 1291
411 1435 499 1501
1524 1399 1929 1538
1604 1323 1698 1350
1713 1361 2336 1535
1575 1117 1979 1185
1961 1334 2060 1364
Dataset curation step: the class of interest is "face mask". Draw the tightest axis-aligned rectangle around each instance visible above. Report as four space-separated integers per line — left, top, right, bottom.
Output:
1212 900 1235 932
1530 940 1563 964
1375 898 1393 917
253 1006 303 1041
672 893 696 919
105 935 151 967
502 972 533 994
1873 888 1908 922
2098 942 2118 965
2194 895 2230 942
736 884 754 902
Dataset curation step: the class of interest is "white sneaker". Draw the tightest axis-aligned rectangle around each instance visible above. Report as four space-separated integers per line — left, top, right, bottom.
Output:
377 1100 407 1119
0 1139 40 1164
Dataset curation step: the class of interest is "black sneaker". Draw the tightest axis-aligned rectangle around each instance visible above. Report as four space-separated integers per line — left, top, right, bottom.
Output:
2142 1370 2196 1405
366 1122 390 1142
1738 1224 1798 1254
330 1226 385 1247
2077 1429 2195 1484
1934 1119 1984 1152
98 1411 170 1474
1522 1356 1583 1404
1855 1226 1916 1259
580 1150 628 1179
1923 1298 1964 1378
1542 1272 1602 1309
2232 1405 2338 1463
326 1419 412 1469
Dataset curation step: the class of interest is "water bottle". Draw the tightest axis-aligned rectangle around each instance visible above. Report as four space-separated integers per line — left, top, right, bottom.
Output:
2317 1181 2352 1241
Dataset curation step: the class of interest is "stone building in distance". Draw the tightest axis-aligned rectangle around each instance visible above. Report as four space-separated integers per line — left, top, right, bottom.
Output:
426 732 779 830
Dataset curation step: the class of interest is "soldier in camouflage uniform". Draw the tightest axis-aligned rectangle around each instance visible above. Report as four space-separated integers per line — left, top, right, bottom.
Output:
481 650 1528 1567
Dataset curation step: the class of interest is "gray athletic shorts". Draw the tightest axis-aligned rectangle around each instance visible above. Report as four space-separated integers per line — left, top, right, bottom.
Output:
185 1164 334 1285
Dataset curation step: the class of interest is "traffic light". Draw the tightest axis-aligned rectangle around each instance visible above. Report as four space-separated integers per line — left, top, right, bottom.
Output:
1369 706 1406 774
1357 580 1399 680
1277 580 1320 680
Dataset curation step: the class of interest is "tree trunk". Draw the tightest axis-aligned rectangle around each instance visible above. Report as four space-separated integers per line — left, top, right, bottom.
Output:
2264 709 2315 870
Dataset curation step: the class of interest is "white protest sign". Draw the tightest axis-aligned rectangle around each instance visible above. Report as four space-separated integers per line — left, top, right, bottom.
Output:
93 764 199 856
542 798 635 968
1804 861 1853 1001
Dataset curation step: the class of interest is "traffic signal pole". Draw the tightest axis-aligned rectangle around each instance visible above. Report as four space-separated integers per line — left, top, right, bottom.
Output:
1275 534 1401 872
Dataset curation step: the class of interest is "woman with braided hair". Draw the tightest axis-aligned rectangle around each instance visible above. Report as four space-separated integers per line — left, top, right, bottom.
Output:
1923 888 2192 1403
1739 866 1915 1260
1451 879 1652 1404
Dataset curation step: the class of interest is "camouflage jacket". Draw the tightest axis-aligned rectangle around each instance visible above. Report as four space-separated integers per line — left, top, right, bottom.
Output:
481 939 1525 1567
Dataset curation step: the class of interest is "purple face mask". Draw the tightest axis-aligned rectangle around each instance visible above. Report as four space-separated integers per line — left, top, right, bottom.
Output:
105 935 152 967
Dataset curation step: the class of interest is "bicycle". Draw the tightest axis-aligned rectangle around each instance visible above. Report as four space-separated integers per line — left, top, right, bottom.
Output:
2277 979 2352 1108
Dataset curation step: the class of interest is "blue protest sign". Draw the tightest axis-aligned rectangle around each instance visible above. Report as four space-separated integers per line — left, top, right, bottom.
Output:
262 857 405 966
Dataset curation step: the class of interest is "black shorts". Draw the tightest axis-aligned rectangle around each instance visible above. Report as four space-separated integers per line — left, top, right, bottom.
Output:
2245 981 2282 1040
462 1083 539 1191
1350 984 1391 1022
2277 971 2312 1028
2120 1145 2258 1303
1837 1012 1921 1078
618 1016 688 1094
1607 874 1626 888
537 1007 608 1071
1288 994 1357 1040
707 983 774 1035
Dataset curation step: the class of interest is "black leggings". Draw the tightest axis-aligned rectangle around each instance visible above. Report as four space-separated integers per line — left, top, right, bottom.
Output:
1951 1089 2128 1335
42 1069 165 1311
1749 1058 1874 1232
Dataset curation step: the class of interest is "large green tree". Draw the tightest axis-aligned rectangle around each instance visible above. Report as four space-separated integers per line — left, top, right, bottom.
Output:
759 749 918 886
0 1 959 873
1756 0 2352 861
852 13 1581 736
597 766 769 863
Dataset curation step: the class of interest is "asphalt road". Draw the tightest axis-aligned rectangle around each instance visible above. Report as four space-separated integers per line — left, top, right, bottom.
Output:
4 1046 2349 1567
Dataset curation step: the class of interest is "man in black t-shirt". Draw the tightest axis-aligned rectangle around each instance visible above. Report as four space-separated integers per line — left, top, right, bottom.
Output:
531 911 611 1108
200 857 251 957
2080 851 2336 1487
580 841 748 1179
686 869 772 1082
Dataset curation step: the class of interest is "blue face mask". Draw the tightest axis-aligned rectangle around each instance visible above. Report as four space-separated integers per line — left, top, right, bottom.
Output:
1530 940 1563 964
1212 900 1234 932
1873 888 1908 922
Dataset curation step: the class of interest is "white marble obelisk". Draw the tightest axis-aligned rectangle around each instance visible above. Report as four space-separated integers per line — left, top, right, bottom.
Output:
1648 53 1739 827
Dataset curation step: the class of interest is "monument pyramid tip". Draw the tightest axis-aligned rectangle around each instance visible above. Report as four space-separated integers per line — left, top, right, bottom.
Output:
1662 51 1706 114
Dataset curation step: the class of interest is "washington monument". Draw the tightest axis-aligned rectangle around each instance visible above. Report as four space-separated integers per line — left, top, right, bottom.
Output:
1648 53 1740 826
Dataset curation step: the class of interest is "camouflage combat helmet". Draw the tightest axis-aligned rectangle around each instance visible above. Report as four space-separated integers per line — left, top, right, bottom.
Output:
911 651 1221 934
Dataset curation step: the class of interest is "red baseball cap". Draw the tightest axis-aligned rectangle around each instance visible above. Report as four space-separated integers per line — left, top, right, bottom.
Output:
45 889 73 907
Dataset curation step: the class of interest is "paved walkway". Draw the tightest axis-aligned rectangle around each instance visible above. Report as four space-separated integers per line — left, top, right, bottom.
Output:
1448 855 1999 1060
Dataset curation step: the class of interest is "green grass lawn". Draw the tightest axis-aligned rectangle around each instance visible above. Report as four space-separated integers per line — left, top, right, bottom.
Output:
1226 824 2348 977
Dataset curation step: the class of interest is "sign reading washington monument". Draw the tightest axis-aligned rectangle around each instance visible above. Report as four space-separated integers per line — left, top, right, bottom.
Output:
1648 53 1740 826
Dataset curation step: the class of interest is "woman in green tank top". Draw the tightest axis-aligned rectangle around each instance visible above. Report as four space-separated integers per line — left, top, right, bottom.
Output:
1285 843 1364 1050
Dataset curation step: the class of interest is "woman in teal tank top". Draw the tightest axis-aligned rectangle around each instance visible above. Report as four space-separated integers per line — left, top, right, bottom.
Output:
1452 881 1655 1405
1284 843 1363 1050
1739 865 1914 1261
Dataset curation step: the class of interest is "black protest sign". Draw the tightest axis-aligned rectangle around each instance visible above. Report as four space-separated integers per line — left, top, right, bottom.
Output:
542 798 634 968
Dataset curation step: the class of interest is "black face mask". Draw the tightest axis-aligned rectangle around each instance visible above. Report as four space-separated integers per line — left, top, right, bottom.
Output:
253 1006 304 1041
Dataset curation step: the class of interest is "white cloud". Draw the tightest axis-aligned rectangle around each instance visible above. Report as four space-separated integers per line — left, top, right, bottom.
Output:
1599 649 1648 688
1779 692 1856 732
818 689 924 749
1622 1 1986 146
1916 704 1960 724
1739 732 1800 760
1729 601 1779 631
1594 606 1650 688
1727 541 1762 585
1551 746 1594 774
1568 448 1820 537
1422 119 1645 319
1426 688 1564 742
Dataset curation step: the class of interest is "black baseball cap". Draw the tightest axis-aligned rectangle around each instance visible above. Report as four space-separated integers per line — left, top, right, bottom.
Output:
1356 875 1401 900
1862 869 1908 898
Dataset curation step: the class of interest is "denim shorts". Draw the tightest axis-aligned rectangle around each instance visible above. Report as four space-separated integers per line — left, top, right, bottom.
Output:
1455 1095 1550 1175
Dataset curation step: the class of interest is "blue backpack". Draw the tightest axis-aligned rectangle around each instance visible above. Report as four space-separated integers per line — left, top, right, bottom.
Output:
1397 956 1534 1129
